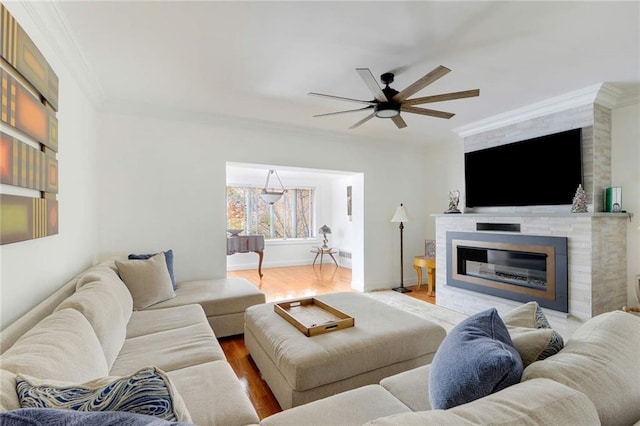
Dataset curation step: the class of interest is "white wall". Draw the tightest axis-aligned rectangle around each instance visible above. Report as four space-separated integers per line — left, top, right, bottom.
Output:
424 138 465 240
0 3 99 329
96 112 429 292
611 102 640 304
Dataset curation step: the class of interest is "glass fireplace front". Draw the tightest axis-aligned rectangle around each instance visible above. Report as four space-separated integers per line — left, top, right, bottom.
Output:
447 232 568 312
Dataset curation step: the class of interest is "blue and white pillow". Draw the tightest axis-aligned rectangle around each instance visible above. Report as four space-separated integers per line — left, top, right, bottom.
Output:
16 367 191 422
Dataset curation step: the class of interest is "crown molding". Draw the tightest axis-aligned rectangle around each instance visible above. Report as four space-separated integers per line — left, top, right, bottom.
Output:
454 84 604 138
454 82 639 138
20 0 105 106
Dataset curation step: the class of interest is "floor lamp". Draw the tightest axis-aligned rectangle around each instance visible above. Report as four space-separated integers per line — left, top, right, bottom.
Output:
391 203 411 293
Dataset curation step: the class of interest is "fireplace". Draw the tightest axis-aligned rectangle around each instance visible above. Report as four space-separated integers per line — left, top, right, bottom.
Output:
447 232 568 312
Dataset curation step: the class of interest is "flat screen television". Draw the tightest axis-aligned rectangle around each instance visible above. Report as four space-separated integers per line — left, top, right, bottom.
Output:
464 128 583 208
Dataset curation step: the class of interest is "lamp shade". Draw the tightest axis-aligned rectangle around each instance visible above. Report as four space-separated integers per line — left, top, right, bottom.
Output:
319 224 332 234
390 204 408 223
261 191 284 204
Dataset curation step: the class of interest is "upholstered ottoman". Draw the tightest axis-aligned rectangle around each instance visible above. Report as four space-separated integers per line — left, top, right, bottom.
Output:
244 292 446 409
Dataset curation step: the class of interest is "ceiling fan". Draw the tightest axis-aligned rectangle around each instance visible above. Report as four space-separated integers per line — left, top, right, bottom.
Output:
308 65 479 129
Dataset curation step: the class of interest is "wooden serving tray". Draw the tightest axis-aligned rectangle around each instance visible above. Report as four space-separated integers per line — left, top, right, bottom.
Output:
274 297 355 337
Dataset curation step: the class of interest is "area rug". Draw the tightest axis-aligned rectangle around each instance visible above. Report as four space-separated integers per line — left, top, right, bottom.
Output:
363 290 467 333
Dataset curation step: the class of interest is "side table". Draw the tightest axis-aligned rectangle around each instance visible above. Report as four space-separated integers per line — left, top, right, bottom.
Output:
311 247 338 268
413 256 436 296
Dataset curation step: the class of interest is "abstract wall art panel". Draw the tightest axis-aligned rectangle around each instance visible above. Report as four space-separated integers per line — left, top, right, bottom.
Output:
1 3 59 110
0 132 58 193
1 69 58 152
0 2 59 245
0 194 58 244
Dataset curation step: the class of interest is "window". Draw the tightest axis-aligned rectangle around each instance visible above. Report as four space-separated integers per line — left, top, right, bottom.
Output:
226 186 314 240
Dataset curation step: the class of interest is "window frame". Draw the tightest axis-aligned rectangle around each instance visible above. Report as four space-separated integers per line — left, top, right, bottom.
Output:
226 184 316 241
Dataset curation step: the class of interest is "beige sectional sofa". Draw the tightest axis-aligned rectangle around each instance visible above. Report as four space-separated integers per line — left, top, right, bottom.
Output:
260 309 640 426
0 258 265 425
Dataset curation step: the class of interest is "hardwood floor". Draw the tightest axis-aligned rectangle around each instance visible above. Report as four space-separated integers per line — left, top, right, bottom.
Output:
223 264 435 419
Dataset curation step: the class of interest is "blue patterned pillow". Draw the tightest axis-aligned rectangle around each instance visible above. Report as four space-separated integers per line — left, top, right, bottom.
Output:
129 250 176 289
16 367 191 422
428 308 523 409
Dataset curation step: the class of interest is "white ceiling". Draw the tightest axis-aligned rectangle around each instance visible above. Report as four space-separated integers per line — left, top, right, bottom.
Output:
40 1 640 144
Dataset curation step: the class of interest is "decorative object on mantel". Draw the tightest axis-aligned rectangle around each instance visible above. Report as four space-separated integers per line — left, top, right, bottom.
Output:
226 229 243 237
604 186 622 212
391 203 411 293
260 169 287 204
319 224 332 249
571 184 588 213
444 190 461 214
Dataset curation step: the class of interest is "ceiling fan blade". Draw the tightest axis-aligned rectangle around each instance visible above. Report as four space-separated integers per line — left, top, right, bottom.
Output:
308 92 376 106
356 68 388 102
391 115 407 129
401 105 455 119
403 89 480 106
393 65 451 102
313 106 374 117
349 112 376 129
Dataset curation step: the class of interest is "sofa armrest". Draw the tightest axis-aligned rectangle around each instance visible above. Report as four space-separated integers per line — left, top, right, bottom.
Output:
365 378 599 426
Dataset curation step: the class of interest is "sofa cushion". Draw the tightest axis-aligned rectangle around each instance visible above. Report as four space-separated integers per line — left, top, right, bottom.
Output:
0 370 19 412
168 361 260 426
523 310 640 426
116 253 175 310
75 260 120 290
0 308 109 382
110 322 225 376
126 304 208 339
16 366 191 422
428 308 523 410
501 301 564 366
366 378 600 426
380 364 432 412
129 249 176 289
0 408 194 426
260 385 411 426
56 269 133 368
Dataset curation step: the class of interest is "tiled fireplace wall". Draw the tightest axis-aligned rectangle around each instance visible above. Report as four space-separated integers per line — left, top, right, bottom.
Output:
436 100 628 337
435 214 627 337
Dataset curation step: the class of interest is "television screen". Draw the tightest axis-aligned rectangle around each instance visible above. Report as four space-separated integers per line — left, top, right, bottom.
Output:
464 128 583 208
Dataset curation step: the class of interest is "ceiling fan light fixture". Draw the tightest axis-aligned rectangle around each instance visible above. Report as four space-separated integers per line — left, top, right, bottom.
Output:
374 102 400 118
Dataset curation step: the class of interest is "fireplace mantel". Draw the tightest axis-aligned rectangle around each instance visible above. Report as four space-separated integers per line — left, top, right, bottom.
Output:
432 212 631 218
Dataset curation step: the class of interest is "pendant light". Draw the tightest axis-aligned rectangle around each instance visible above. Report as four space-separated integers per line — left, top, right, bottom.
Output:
261 169 287 204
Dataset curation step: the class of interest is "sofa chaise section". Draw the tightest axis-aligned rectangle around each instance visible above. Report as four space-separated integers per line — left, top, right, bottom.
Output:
147 277 266 337
0 258 262 426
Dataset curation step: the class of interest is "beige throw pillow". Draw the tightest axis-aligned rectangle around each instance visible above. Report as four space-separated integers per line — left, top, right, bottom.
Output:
116 253 175 310
501 301 564 367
